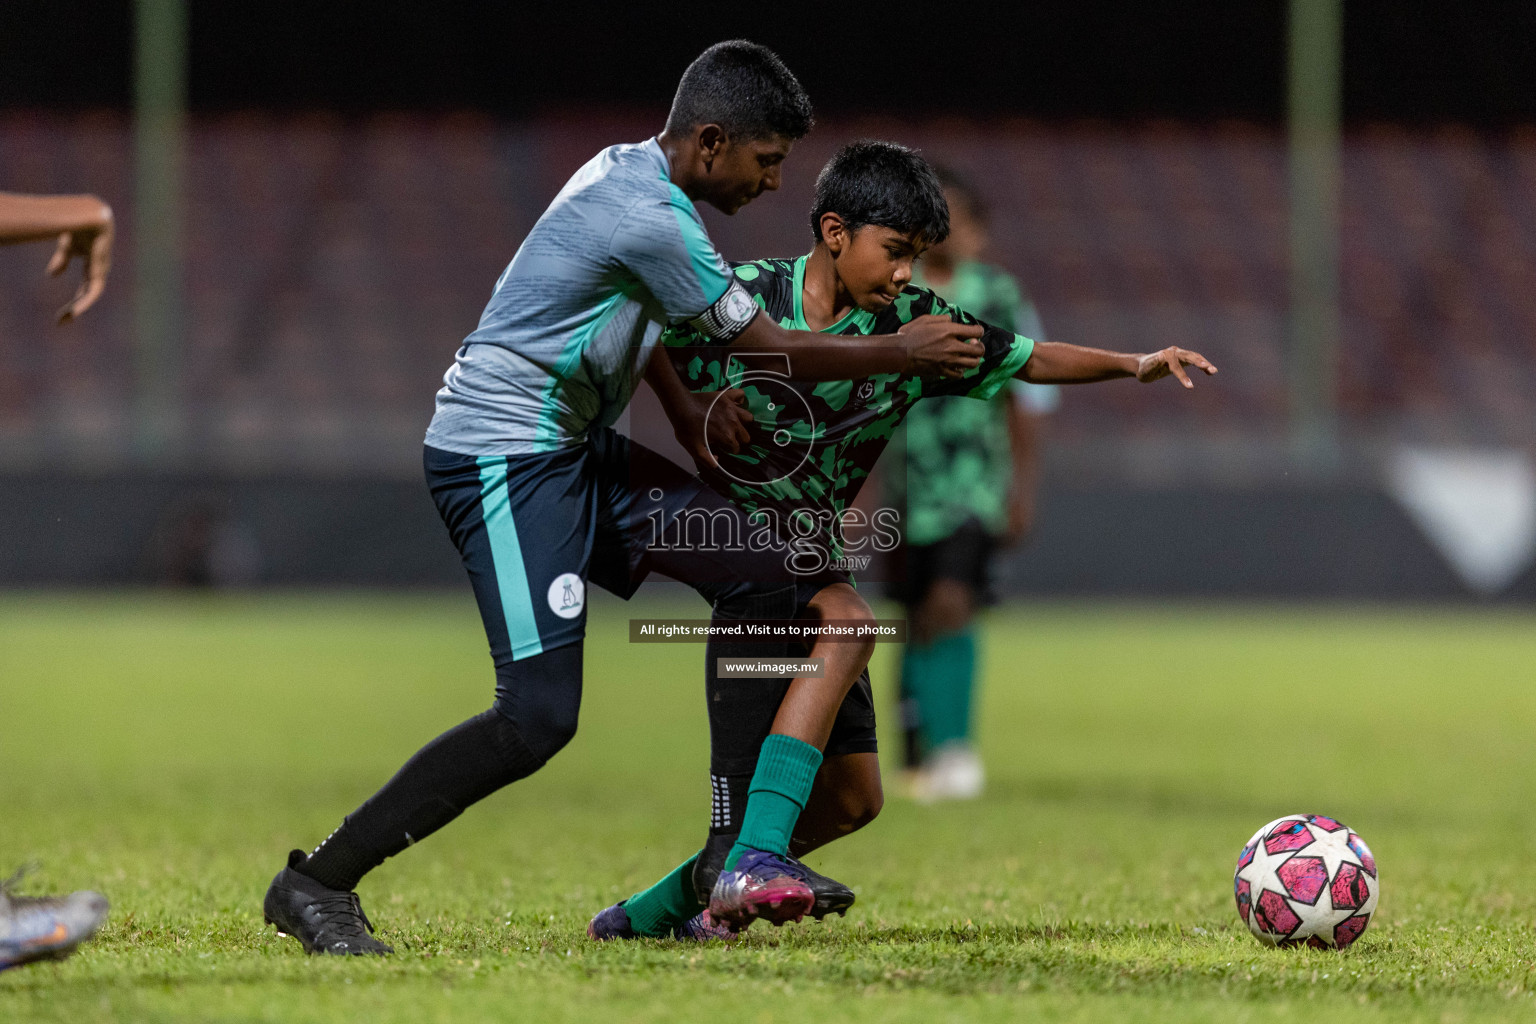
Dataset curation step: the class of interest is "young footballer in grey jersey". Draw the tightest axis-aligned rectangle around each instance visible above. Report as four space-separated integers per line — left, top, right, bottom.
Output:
263 40 986 954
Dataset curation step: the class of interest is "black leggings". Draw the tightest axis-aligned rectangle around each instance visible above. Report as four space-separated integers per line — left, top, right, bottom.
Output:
298 476 799 891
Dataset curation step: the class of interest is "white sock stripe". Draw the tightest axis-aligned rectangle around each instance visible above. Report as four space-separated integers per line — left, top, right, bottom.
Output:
710 775 731 829
311 826 342 857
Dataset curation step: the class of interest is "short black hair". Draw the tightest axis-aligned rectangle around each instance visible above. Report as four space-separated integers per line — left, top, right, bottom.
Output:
665 40 814 142
934 165 988 226
810 141 950 245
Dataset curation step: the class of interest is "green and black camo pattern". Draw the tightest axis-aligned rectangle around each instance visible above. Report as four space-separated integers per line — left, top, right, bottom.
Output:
661 256 1032 561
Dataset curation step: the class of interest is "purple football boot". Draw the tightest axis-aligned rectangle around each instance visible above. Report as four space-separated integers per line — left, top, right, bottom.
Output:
706 849 815 931
588 902 735 942
586 902 637 940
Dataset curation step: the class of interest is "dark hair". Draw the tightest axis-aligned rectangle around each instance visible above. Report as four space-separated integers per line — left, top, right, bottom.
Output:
934 165 988 226
665 40 814 142
810 141 950 245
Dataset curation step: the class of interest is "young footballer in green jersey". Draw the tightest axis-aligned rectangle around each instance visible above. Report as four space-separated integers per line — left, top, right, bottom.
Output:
890 167 1058 801
590 140 1216 938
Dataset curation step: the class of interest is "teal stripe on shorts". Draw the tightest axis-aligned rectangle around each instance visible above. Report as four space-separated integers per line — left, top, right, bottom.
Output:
476 456 545 660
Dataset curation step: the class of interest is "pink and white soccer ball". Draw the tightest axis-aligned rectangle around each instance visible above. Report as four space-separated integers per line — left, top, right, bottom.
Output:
1233 814 1379 948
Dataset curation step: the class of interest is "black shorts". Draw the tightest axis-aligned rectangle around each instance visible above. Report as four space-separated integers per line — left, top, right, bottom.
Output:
427 428 798 672
889 517 998 608
704 572 879 776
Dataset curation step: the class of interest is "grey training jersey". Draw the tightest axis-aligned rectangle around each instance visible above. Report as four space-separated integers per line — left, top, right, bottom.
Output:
425 138 757 455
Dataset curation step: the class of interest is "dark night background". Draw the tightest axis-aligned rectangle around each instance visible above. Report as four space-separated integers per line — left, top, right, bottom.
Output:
2 1 1534 124
2 0 1535 598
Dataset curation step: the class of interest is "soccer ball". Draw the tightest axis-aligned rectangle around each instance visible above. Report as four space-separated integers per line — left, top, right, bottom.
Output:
1233 814 1379 949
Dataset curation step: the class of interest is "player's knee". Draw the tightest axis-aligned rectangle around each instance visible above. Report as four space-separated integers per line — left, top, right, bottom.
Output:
491 697 577 766
519 701 579 764
808 582 872 623
492 643 583 766
808 583 877 664
833 777 883 835
844 789 883 832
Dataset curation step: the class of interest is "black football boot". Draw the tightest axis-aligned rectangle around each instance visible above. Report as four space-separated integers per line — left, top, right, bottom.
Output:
263 850 393 955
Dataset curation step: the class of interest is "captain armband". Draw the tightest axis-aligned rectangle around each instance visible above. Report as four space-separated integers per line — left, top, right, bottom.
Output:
685 279 759 342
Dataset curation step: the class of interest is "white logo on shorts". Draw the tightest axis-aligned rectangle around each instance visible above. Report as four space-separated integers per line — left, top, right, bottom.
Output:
548 572 585 619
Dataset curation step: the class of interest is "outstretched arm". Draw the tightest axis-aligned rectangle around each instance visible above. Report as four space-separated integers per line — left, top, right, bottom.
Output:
727 310 985 382
0 192 114 322
1018 341 1217 388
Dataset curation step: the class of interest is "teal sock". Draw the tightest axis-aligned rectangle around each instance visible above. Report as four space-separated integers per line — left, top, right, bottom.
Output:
900 640 939 761
900 641 936 708
899 643 923 761
912 629 977 749
622 852 703 937
723 733 823 871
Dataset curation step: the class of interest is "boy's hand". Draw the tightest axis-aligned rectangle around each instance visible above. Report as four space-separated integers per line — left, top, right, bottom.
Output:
897 314 985 379
48 200 114 323
676 387 753 471
1136 347 1218 388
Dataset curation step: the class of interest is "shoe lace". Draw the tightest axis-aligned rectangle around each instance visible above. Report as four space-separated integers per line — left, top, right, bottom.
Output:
737 850 813 886
772 853 816 883
310 892 376 937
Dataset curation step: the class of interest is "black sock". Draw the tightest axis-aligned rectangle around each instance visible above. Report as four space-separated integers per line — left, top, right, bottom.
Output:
692 773 751 901
299 708 542 891
709 772 751 837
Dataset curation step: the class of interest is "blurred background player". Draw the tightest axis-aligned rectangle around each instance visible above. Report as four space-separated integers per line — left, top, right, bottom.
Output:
887 168 1058 802
0 189 114 971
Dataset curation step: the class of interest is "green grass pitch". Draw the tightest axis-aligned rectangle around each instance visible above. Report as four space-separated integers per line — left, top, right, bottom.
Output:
4 591 1536 1022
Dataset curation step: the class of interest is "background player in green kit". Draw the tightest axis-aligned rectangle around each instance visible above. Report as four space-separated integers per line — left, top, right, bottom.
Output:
888 167 1058 802
593 140 1217 938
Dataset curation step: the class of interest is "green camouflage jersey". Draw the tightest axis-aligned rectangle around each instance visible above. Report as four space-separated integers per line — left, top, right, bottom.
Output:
890 260 1056 546
661 255 1033 570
